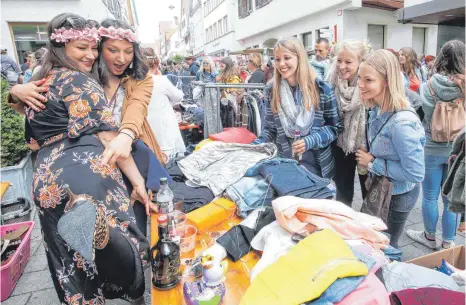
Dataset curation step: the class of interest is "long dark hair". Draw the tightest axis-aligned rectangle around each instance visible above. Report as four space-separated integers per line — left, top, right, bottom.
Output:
399 47 420 75
433 40 465 93
34 13 100 81
218 57 240 83
97 19 148 87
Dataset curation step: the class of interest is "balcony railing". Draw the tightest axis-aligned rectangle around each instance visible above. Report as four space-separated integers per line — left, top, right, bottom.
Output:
238 0 253 19
255 0 272 9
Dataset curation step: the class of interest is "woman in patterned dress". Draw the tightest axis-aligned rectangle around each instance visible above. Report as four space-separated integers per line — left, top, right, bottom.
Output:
9 18 163 237
13 13 150 304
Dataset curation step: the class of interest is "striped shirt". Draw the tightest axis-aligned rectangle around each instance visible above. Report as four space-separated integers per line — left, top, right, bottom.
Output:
253 78 342 178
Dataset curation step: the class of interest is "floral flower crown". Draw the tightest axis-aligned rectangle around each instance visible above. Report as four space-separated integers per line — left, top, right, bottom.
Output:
97 26 137 43
50 27 100 43
50 26 137 43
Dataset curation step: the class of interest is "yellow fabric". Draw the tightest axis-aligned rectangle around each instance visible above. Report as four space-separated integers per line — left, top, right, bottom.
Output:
187 198 236 234
195 139 214 151
240 229 369 305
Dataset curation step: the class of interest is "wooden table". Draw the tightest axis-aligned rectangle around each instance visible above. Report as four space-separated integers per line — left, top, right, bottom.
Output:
151 213 260 305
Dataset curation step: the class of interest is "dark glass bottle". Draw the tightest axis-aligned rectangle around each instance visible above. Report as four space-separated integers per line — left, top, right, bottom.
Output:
150 215 181 290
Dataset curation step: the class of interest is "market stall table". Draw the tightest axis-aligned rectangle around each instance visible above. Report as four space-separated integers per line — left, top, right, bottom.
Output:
151 212 260 305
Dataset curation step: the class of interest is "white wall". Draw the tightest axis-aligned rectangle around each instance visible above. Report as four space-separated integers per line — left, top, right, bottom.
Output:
404 0 433 7
237 5 344 49
1 0 123 61
342 7 438 55
235 0 350 40
190 5 205 55
203 0 240 55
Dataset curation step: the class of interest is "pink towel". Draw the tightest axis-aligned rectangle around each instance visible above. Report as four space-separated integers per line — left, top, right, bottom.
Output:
272 196 389 250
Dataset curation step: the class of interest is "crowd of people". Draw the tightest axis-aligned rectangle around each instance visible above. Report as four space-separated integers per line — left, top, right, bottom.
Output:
0 10 464 305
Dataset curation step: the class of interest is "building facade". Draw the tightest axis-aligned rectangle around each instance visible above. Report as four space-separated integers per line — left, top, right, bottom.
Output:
189 0 205 56
235 0 439 55
398 0 465 54
1 0 137 63
203 0 241 57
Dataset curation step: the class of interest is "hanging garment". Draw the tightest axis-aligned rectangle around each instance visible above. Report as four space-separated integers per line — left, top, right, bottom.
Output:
272 196 389 250
203 87 223 137
240 229 369 305
178 142 277 196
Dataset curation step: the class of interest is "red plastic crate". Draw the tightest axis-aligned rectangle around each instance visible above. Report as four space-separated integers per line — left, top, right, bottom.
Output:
0 221 35 301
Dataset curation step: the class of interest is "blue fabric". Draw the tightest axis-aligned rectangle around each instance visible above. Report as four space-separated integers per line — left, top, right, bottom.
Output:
245 158 298 177
132 139 172 192
403 67 427 90
166 73 178 86
225 176 274 218
189 63 200 76
383 245 402 261
422 154 460 242
304 248 376 305
252 158 335 199
367 106 425 195
253 79 342 179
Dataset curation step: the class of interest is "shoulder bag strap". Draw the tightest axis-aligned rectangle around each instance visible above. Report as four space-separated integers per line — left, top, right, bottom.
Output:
426 79 439 103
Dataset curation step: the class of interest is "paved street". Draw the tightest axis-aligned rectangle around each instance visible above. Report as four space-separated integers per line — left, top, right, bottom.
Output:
3 178 465 304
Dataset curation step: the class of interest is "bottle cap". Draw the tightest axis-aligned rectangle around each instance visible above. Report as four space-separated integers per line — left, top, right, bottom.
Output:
158 214 168 224
160 177 168 185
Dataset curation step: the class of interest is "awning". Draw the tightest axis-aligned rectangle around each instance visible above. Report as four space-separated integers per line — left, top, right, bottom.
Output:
397 0 465 26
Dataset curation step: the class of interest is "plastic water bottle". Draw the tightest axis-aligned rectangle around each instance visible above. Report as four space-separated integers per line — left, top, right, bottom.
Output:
156 178 176 239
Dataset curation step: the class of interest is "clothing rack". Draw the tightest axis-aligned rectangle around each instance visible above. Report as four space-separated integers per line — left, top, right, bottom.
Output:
191 82 266 138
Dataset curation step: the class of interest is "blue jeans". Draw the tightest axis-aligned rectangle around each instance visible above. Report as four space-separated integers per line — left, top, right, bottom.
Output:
422 155 460 242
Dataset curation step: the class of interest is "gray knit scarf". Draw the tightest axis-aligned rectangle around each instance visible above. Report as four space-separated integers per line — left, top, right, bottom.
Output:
335 78 367 153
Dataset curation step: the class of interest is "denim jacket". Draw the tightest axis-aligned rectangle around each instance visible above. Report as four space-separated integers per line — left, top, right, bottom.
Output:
367 106 425 195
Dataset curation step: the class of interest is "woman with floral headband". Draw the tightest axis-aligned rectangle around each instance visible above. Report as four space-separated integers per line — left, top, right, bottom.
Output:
9 18 163 237
8 13 149 304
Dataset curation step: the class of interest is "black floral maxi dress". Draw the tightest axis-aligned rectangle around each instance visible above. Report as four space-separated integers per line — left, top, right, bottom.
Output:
24 68 149 304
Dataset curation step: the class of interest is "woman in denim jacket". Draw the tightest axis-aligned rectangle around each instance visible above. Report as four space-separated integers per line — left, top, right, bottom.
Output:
356 49 426 248
407 40 465 250
253 37 341 179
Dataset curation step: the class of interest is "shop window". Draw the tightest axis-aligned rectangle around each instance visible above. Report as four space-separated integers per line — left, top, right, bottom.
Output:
10 23 47 64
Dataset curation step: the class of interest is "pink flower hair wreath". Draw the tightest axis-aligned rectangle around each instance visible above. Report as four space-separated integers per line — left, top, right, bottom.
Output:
97 26 137 43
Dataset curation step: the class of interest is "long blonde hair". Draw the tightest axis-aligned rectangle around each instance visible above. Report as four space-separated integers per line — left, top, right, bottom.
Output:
201 56 216 73
329 39 371 86
363 49 409 111
272 37 319 113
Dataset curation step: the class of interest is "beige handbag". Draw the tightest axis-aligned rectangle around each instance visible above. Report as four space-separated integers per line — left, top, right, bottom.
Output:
428 80 465 143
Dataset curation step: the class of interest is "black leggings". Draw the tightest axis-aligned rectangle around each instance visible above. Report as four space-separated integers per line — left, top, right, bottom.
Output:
333 144 368 207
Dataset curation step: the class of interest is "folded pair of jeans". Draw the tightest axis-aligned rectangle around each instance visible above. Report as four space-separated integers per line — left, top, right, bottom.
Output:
225 176 274 218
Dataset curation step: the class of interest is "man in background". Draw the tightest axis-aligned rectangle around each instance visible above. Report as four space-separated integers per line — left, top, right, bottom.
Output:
310 38 330 80
1 49 23 86
185 55 200 76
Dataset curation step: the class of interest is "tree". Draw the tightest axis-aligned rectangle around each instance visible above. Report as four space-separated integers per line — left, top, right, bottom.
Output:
1 80 30 167
171 54 184 64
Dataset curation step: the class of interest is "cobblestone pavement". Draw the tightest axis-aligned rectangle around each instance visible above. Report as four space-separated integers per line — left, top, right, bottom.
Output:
3 178 465 304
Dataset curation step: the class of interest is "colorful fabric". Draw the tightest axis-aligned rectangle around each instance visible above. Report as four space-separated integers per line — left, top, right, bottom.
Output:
240 229 369 305
27 68 148 303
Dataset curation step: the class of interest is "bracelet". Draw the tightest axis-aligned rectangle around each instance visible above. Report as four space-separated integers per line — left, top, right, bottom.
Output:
119 131 135 141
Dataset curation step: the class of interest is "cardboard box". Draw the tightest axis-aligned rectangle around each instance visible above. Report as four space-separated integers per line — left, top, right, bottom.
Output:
407 245 465 270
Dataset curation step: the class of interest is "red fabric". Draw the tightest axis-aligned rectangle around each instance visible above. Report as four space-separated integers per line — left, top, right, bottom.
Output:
209 128 257 144
390 288 465 305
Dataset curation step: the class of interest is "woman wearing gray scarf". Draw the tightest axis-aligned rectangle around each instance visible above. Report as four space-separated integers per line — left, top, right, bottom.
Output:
329 40 371 207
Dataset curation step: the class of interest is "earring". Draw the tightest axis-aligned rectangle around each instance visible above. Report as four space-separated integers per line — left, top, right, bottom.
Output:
129 61 134 69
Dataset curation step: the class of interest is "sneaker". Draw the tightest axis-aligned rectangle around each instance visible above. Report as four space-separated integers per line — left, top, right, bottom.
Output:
442 241 456 249
406 230 439 250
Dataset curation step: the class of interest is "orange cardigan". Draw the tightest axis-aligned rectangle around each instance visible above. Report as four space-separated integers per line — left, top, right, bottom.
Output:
120 73 164 164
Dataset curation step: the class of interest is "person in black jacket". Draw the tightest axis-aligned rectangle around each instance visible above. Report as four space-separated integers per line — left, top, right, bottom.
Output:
247 52 266 84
